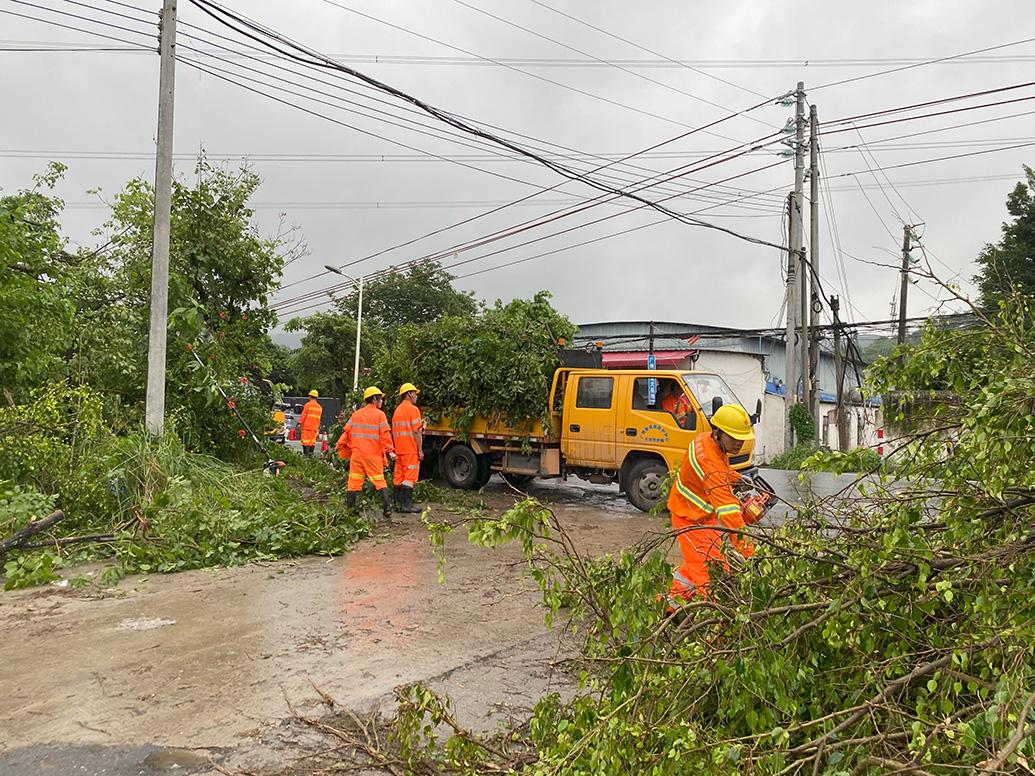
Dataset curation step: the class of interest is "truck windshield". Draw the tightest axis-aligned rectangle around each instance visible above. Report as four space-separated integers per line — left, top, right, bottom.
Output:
682 373 743 419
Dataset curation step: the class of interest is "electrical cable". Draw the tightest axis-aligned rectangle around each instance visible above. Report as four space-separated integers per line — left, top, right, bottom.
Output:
451 0 774 131
0 6 155 50
811 34 1035 91
522 0 768 98
313 0 766 140
173 2 791 294
272 153 789 312
175 29 781 209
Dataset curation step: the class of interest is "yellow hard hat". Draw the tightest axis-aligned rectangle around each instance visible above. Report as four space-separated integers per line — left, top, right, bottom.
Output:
398 382 420 396
710 404 754 441
308 389 319 398
363 386 384 401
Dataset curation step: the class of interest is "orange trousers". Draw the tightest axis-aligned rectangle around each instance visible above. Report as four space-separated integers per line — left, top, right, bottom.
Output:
392 453 420 487
347 453 388 492
669 513 727 601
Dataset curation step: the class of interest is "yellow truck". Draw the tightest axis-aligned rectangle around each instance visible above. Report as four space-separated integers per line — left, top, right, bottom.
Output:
424 367 760 511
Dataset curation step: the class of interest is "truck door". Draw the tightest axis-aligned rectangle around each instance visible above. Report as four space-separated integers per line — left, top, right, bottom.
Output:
561 374 617 467
620 376 697 472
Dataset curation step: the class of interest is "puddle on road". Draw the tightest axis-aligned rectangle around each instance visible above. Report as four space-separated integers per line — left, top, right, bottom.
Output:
115 617 177 631
0 743 222 776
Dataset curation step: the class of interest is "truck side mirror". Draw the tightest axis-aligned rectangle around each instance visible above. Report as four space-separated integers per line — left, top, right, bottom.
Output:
711 396 724 416
751 398 762 425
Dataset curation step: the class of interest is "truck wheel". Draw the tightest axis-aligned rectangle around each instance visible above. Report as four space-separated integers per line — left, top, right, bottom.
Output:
475 455 493 489
626 459 668 512
442 444 480 490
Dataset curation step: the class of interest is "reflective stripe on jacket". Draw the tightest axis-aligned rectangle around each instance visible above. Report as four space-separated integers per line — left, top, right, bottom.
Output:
341 403 394 456
391 399 423 454
667 433 745 530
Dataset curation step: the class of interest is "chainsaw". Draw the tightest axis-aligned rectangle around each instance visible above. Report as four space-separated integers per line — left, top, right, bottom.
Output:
736 473 776 525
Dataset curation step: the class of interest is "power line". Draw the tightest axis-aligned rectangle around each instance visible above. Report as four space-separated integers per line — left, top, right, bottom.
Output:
174 27 780 208
10 38 1032 68
830 140 1035 178
314 0 766 141
0 6 155 50
179 0 792 301
811 34 1035 90
60 196 783 213
272 152 789 312
522 0 768 98
451 0 773 130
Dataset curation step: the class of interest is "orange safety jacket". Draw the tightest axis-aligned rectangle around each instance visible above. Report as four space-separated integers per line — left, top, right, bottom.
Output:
339 403 394 458
668 433 746 531
298 398 323 445
661 393 692 425
391 399 423 455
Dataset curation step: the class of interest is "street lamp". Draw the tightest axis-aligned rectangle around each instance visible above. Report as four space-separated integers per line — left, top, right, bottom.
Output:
324 264 364 391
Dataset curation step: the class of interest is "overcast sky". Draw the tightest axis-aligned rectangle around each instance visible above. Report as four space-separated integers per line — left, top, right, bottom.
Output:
3 0 1034 343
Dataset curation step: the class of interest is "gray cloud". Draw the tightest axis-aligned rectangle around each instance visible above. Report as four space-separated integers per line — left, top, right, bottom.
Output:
2 0 1033 334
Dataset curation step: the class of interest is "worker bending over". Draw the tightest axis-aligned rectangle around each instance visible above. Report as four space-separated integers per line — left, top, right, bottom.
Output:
338 386 396 518
666 404 761 605
298 390 323 457
391 382 424 514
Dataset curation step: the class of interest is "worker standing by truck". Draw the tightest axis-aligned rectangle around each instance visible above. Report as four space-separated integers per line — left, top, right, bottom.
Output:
339 386 396 518
665 404 761 606
298 390 323 457
391 382 424 514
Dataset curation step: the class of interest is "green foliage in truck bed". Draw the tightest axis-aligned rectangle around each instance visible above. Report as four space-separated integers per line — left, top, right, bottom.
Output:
374 292 576 434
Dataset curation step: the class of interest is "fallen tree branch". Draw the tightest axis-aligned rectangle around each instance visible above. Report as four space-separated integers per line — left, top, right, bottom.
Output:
0 509 65 559
22 533 115 550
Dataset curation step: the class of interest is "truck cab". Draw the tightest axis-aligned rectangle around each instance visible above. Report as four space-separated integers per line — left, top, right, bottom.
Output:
554 368 756 510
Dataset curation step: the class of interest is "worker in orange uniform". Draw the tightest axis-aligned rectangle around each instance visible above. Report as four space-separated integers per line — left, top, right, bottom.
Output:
391 382 424 514
660 384 693 428
665 403 760 606
298 390 323 457
339 386 396 518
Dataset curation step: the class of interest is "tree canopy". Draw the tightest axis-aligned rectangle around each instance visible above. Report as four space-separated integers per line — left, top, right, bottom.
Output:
975 166 1035 309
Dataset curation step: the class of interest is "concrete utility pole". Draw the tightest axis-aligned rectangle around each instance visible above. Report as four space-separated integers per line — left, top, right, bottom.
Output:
807 104 821 435
144 0 177 437
831 296 850 451
784 81 806 451
897 224 912 346
783 191 798 451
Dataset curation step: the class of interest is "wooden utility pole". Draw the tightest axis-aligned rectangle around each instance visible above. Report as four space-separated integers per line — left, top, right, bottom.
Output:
897 224 912 346
144 0 177 437
807 104 821 435
831 296 849 451
784 81 806 451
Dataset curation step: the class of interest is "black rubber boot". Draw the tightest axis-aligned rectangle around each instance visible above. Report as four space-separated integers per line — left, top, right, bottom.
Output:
380 488 393 518
393 487 404 512
401 487 422 514
345 491 358 514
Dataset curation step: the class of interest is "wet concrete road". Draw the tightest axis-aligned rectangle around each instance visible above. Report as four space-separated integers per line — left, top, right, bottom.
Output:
0 469 861 775
0 479 657 774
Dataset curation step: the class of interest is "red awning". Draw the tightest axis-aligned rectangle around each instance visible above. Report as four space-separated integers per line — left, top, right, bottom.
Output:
602 350 696 368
